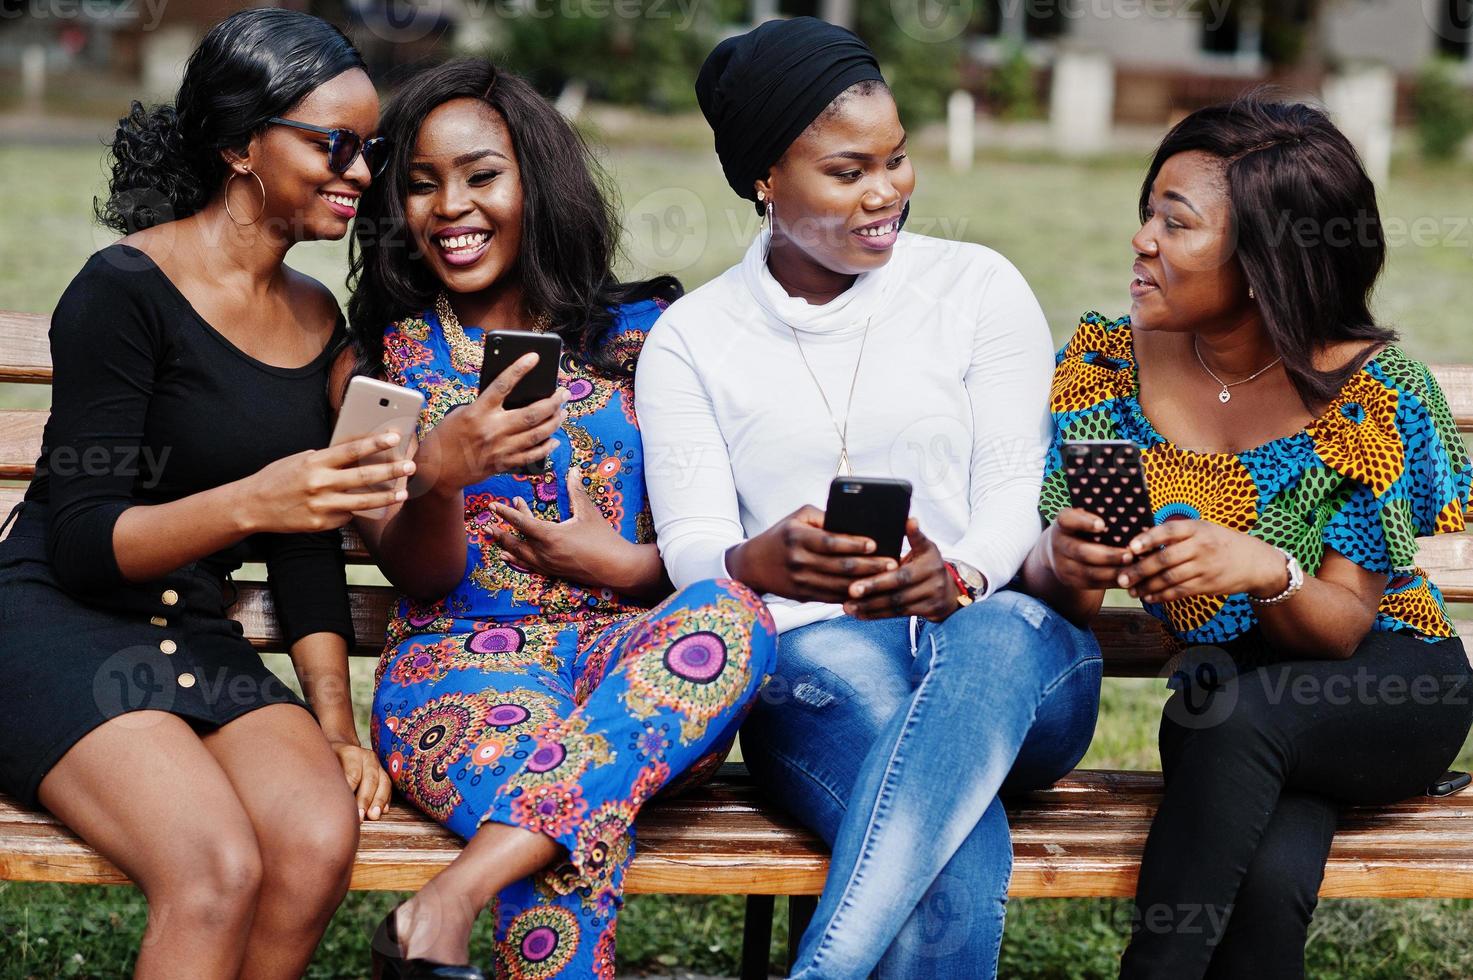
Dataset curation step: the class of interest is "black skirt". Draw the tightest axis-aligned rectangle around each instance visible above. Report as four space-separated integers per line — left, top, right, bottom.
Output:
0 502 306 806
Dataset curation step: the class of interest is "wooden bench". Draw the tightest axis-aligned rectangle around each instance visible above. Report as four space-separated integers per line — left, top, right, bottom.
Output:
4 309 1473 977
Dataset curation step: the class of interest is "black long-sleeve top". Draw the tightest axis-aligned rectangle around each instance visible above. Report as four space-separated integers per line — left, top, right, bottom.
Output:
24 244 354 647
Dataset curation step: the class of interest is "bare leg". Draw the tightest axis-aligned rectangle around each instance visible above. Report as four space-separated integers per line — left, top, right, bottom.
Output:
394 822 559 963
37 711 264 979
201 704 360 980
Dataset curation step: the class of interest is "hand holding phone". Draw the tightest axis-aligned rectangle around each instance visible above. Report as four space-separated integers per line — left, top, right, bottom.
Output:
1061 440 1155 549
411 354 567 492
237 429 415 535
1040 440 1152 592
329 376 426 518
724 504 897 604
843 516 964 623
480 330 562 407
479 330 564 475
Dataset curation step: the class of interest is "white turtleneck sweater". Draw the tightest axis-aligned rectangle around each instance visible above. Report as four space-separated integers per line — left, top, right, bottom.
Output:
635 229 1054 635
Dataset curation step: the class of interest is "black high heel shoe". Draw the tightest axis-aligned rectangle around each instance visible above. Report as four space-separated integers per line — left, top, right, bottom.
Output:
371 901 487 980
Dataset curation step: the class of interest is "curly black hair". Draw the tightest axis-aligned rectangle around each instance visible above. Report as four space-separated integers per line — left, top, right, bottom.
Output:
95 8 365 234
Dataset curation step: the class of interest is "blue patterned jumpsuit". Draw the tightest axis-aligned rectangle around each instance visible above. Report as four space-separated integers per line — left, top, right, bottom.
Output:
371 299 777 978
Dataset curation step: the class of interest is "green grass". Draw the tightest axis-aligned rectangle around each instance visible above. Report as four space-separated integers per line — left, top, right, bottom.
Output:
6 125 1473 977
7 133 1473 358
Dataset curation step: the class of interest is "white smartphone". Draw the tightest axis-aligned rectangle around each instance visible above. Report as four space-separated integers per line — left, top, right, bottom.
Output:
330 376 425 518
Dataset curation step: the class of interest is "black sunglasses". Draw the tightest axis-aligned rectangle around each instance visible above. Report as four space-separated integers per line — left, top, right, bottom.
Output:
268 117 391 177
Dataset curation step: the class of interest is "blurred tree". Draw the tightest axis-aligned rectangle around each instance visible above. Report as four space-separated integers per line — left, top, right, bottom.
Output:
985 42 1039 121
854 0 964 124
490 0 744 109
1414 58 1473 160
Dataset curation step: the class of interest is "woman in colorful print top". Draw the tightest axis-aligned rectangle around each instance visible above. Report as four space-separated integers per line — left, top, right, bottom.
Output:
1044 312 1469 647
1017 100 1473 980
340 61 776 979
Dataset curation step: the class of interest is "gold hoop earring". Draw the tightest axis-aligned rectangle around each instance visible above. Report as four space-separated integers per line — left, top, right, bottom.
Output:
224 169 266 226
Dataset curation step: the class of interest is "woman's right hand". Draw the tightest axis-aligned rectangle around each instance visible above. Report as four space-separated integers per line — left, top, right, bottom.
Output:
412 353 569 495
726 505 897 603
1042 508 1135 590
236 431 415 534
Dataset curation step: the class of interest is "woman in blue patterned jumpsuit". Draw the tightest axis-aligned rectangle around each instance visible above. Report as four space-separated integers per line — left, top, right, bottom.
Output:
341 60 777 979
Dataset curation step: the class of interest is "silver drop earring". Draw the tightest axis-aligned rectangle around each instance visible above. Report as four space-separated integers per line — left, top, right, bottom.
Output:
763 199 775 261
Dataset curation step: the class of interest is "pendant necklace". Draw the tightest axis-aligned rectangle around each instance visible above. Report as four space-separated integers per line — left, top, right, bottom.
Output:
787 316 873 477
1193 335 1283 404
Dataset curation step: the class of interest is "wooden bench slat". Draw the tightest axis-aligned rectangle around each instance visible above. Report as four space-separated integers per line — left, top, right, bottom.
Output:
8 410 1473 587
0 311 51 385
8 312 1473 904
0 410 46 480
1431 363 1473 429
8 767 1473 898
231 581 395 655
0 516 1465 672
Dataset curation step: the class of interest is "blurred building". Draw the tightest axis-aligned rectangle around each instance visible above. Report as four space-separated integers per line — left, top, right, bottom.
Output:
0 0 453 99
964 0 1471 125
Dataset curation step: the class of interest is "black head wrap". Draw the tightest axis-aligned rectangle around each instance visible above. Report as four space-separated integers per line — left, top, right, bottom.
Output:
696 17 885 214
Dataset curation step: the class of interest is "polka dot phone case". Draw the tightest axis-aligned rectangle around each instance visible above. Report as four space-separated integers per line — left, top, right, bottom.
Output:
1061 440 1155 549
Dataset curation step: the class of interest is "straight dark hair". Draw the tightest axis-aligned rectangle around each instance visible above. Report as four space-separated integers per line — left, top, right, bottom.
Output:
347 59 680 381
1140 97 1397 407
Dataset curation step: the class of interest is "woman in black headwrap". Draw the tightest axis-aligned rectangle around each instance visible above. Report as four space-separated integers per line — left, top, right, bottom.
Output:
637 17 1103 979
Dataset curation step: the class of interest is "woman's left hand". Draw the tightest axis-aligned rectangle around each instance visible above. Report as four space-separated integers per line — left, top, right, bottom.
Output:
331 738 392 821
488 471 638 590
843 519 962 622
1118 520 1290 603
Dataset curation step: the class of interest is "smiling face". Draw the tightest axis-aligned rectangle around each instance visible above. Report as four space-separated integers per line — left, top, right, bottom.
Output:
757 84 914 279
402 98 524 297
1130 150 1254 332
239 67 380 242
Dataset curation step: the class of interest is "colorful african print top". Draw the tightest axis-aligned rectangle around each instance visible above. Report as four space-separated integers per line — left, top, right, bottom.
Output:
1041 312 1473 646
380 301 667 647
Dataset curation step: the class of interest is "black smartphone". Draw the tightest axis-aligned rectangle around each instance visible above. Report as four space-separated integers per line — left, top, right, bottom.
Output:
479 330 562 409
1061 440 1156 549
1428 770 1472 797
823 476 913 561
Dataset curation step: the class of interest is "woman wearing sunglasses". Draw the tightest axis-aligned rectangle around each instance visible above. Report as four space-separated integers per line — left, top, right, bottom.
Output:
267 115 390 184
340 59 776 978
0 9 394 976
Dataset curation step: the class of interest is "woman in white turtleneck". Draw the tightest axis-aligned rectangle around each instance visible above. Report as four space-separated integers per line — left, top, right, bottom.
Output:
635 20 1104 980
641 205 1051 635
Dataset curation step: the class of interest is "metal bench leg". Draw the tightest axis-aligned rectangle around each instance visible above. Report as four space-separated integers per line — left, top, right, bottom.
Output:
741 894 775 980
787 894 817 973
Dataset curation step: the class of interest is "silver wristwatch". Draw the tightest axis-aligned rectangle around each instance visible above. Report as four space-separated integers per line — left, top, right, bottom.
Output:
1249 548 1305 606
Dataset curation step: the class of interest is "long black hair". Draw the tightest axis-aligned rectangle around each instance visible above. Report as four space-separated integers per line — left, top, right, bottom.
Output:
1140 97 1397 407
95 8 365 233
347 59 681 380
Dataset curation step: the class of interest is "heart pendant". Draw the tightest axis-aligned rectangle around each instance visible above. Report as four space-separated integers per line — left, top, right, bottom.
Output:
1218 388 1232 404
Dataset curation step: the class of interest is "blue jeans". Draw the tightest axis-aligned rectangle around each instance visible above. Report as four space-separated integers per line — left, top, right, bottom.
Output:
742 591 1103 980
